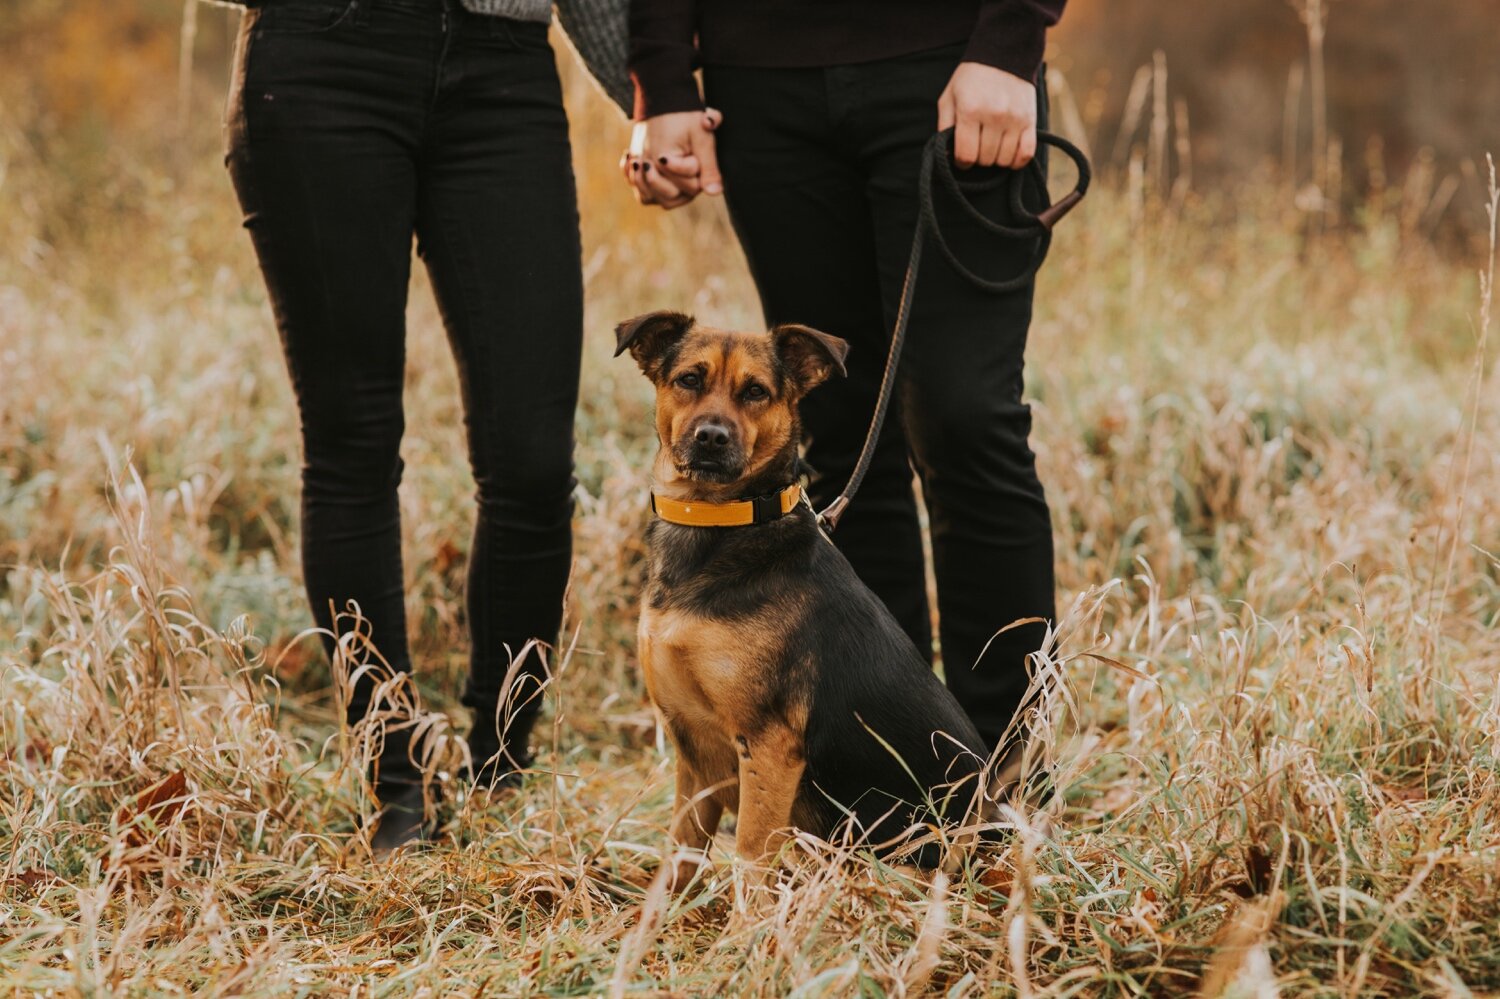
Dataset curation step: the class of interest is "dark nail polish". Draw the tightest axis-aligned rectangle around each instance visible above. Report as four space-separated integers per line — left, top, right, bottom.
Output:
658 156 668 165
643 162 652 172
631 162 640 171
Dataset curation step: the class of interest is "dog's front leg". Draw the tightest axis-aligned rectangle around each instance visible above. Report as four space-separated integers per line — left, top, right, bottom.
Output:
667 761 724 890
733 726 806 866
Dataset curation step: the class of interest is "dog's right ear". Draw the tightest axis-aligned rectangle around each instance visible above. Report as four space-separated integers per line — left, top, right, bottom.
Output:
614 310 695 380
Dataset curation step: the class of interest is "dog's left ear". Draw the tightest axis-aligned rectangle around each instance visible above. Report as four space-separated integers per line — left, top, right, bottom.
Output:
772 324 849 394
615 310 695 380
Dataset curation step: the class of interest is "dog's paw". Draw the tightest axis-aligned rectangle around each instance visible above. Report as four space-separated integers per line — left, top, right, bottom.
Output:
665 853 711 894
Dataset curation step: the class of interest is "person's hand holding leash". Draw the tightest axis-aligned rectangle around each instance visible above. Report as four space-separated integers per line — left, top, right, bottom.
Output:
621 109 724 208
938 62 1037 170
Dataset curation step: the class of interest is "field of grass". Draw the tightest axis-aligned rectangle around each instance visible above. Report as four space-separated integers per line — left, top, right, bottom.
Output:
2 29 1499 998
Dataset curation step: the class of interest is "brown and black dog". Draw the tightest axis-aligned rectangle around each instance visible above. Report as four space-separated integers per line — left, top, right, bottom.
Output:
616 310 996 884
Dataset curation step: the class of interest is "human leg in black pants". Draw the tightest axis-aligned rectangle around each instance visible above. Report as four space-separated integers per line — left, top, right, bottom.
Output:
706 45 1055 754
225 0 582 844
700 64 935 666
413 16 582 779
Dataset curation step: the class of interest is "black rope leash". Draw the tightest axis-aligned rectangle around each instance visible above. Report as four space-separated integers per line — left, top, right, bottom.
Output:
816 129 1092 533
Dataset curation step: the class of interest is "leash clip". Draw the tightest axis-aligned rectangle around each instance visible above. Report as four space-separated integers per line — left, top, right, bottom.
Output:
1037 189 1084 231
817 495 850 534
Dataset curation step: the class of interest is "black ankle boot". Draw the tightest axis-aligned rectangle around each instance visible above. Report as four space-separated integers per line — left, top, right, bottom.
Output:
370 779 430 855
368 728 436 855
464 709 536 791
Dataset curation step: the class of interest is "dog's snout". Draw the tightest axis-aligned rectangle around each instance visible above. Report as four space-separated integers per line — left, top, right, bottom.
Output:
678 416 742 480
694 422 731 449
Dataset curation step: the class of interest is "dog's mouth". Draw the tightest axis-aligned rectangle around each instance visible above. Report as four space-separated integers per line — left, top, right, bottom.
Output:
672 447 744 482
679 457 742 483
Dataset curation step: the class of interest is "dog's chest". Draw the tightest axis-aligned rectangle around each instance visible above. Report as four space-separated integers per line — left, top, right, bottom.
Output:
638 604 774 738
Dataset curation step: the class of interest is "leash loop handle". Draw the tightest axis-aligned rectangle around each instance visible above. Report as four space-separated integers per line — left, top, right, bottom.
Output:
922 129 1092 295
816 129 1091 534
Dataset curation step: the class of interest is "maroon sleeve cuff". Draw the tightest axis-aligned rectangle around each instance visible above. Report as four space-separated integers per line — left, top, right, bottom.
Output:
964 1 1065 82
628 0 705 120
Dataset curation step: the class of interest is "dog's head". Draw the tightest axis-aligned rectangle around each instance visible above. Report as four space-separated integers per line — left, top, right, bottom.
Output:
615 311 849 489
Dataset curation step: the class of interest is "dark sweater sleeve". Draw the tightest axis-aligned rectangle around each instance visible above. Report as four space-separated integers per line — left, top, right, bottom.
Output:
628 0 704 120
964 0 1066 82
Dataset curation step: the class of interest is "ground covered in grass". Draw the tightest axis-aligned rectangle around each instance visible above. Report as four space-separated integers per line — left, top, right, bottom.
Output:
2 46 1499 997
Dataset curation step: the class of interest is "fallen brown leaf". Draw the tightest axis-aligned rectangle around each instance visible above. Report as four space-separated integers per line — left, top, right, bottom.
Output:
117 770 189 850
6 869 52 898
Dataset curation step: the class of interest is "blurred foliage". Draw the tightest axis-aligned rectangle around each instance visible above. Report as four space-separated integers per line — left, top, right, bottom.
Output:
1054 0 1498 219
1 0 205 129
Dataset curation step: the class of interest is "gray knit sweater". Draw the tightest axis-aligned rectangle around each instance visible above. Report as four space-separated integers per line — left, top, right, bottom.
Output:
212 0 633 113
548 0 632 113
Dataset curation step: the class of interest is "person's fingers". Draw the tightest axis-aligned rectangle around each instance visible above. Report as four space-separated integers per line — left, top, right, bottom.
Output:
631 160 659 204
643 161 692 204
662 167 702 197
656 152 700 178
1015 126 1038 168
976 123 1003 169
638 161 673 201
691 129 723 195
703 107 723 131
622 151 650 186
996 128 1021 170
937 82 957 133
651 182 692 210
953 118 981 169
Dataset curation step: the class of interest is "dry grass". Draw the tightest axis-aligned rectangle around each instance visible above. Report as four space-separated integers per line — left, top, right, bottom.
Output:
2 33 1499 998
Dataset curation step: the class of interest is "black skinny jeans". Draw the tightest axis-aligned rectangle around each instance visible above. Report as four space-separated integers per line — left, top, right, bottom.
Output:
705 45 1055 749
225 0 582 769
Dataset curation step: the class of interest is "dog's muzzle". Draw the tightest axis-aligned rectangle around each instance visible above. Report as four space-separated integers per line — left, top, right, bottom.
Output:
677 420 743 480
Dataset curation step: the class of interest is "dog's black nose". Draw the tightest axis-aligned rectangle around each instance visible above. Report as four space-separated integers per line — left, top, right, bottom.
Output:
694 423 731 449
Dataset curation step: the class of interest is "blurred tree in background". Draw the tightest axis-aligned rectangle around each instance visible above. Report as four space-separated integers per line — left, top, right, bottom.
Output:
1056 0 1498 215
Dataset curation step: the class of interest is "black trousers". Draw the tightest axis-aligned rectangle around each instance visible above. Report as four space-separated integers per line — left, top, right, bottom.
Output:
225 0 582 766
705 45 1055 749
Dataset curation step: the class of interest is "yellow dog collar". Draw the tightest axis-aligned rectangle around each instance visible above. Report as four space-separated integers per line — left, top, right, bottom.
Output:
651 484 802 527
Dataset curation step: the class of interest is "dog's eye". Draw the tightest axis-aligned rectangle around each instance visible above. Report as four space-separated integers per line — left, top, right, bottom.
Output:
674 372 703 390
742 383 769 401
